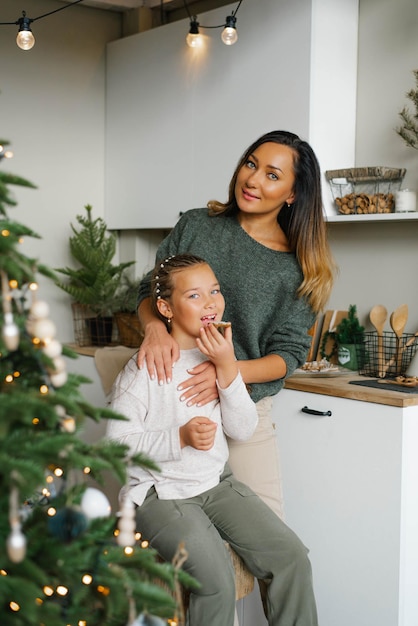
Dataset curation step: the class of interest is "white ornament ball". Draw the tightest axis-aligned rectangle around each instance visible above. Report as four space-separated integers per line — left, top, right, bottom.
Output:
81 488 111 520
32 318 56 340
118 517 136 533
117 531 135 547
30 300 50 320
50 356 66 374
43 339 62 358
55 405 66 418
50 371 68 388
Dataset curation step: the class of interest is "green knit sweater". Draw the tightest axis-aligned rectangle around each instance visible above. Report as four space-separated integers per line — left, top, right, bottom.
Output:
138 208 315 403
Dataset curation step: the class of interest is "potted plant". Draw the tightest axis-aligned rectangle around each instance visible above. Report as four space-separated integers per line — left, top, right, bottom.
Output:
319 304 365 370
56 204 134 346
396 68 418 149
114 273 144 348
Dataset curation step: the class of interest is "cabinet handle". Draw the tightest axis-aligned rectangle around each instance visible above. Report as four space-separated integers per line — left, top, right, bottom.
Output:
301 405 332 417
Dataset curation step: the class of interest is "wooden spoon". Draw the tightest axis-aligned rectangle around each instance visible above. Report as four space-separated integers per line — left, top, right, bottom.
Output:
385 330 418 374
389 304 409 374
369 304 388 377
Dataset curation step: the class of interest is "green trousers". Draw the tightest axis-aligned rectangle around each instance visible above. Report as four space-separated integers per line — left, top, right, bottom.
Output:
135 465 318 626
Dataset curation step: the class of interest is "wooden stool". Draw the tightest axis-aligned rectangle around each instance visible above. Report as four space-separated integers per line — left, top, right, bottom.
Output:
224 542 254 600
179 542 254 624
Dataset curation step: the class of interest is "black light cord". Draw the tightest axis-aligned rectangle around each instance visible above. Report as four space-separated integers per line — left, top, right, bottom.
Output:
183 0 243 30
0 0 85 26
232 0 243 17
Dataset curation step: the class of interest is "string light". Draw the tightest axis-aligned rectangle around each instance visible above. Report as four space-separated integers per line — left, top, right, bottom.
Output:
16 12 34 51
43 585 54 597
183 0 242 48
186 18 202 48
0 0 85 51
0 144 13 160
221 15 238 46
82 574 93 585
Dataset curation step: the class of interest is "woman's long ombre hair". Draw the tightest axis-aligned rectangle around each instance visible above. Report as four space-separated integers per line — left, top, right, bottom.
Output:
207 130 336 314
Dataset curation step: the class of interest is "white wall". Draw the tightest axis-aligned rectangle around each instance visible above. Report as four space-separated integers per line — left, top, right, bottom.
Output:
0 0 121 344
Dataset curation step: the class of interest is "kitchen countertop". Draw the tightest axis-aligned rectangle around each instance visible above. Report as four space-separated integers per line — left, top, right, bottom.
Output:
69 344 418 409
284 371 418 408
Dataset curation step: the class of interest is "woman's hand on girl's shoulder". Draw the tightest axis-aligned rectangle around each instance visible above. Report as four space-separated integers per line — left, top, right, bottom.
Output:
137 319 180 385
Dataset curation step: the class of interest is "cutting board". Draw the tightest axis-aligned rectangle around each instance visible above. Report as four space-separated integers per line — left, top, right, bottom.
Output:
306 318 322 362
315 309 349 363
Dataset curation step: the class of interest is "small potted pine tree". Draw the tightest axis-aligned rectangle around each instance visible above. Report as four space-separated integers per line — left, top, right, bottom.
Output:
56 204 134 346
320 305 365 370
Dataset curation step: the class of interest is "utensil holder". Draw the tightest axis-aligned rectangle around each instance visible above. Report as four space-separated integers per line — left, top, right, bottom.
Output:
355 331 418 378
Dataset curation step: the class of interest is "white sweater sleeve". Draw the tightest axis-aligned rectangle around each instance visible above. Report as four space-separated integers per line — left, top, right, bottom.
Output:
217 372 258 441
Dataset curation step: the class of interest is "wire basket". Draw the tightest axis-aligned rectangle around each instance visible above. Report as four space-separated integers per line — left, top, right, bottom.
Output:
71 303 117 347
325 167 406 215
354 331 418 378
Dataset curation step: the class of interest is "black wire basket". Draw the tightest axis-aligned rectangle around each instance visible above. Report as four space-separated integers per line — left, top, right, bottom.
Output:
354 331 418 379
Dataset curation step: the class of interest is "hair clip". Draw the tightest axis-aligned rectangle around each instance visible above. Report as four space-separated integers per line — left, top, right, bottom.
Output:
160 255 175 270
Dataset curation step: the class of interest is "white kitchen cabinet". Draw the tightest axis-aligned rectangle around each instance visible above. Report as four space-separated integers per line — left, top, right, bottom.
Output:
272 387 418 626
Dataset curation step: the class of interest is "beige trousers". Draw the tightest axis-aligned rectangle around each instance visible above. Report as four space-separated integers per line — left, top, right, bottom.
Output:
227 395 284 520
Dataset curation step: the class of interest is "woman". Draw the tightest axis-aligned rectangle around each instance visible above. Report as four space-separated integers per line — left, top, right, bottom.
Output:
137 130 335 518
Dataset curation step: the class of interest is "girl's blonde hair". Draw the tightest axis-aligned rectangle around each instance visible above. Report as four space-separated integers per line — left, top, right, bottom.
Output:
207 130 336 314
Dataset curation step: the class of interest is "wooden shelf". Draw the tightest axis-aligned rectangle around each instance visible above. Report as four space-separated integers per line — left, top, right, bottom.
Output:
66 343 128 357
326 211 418 223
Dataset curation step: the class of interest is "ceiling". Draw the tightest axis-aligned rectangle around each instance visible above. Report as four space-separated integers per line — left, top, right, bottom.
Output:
60 0 233 15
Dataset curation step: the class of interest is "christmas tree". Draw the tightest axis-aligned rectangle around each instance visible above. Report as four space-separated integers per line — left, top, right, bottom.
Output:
0 140 195 626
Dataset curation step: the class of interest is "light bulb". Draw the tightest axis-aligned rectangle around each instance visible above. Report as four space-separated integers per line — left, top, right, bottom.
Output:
221 15 238 46
16 30 35 51
16 14 35 51
186 18 202 48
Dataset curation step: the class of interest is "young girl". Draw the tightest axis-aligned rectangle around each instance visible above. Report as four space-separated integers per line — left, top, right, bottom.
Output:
107 254 318 626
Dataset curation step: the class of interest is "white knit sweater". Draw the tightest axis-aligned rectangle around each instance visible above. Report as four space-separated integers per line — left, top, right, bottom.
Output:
107 348 258 505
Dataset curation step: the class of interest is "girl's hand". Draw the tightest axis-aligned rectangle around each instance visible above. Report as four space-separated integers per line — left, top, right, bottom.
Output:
197 323 238 390
177 361 218 407
180 417 217 450
196 323 234 365
137 319 180 385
